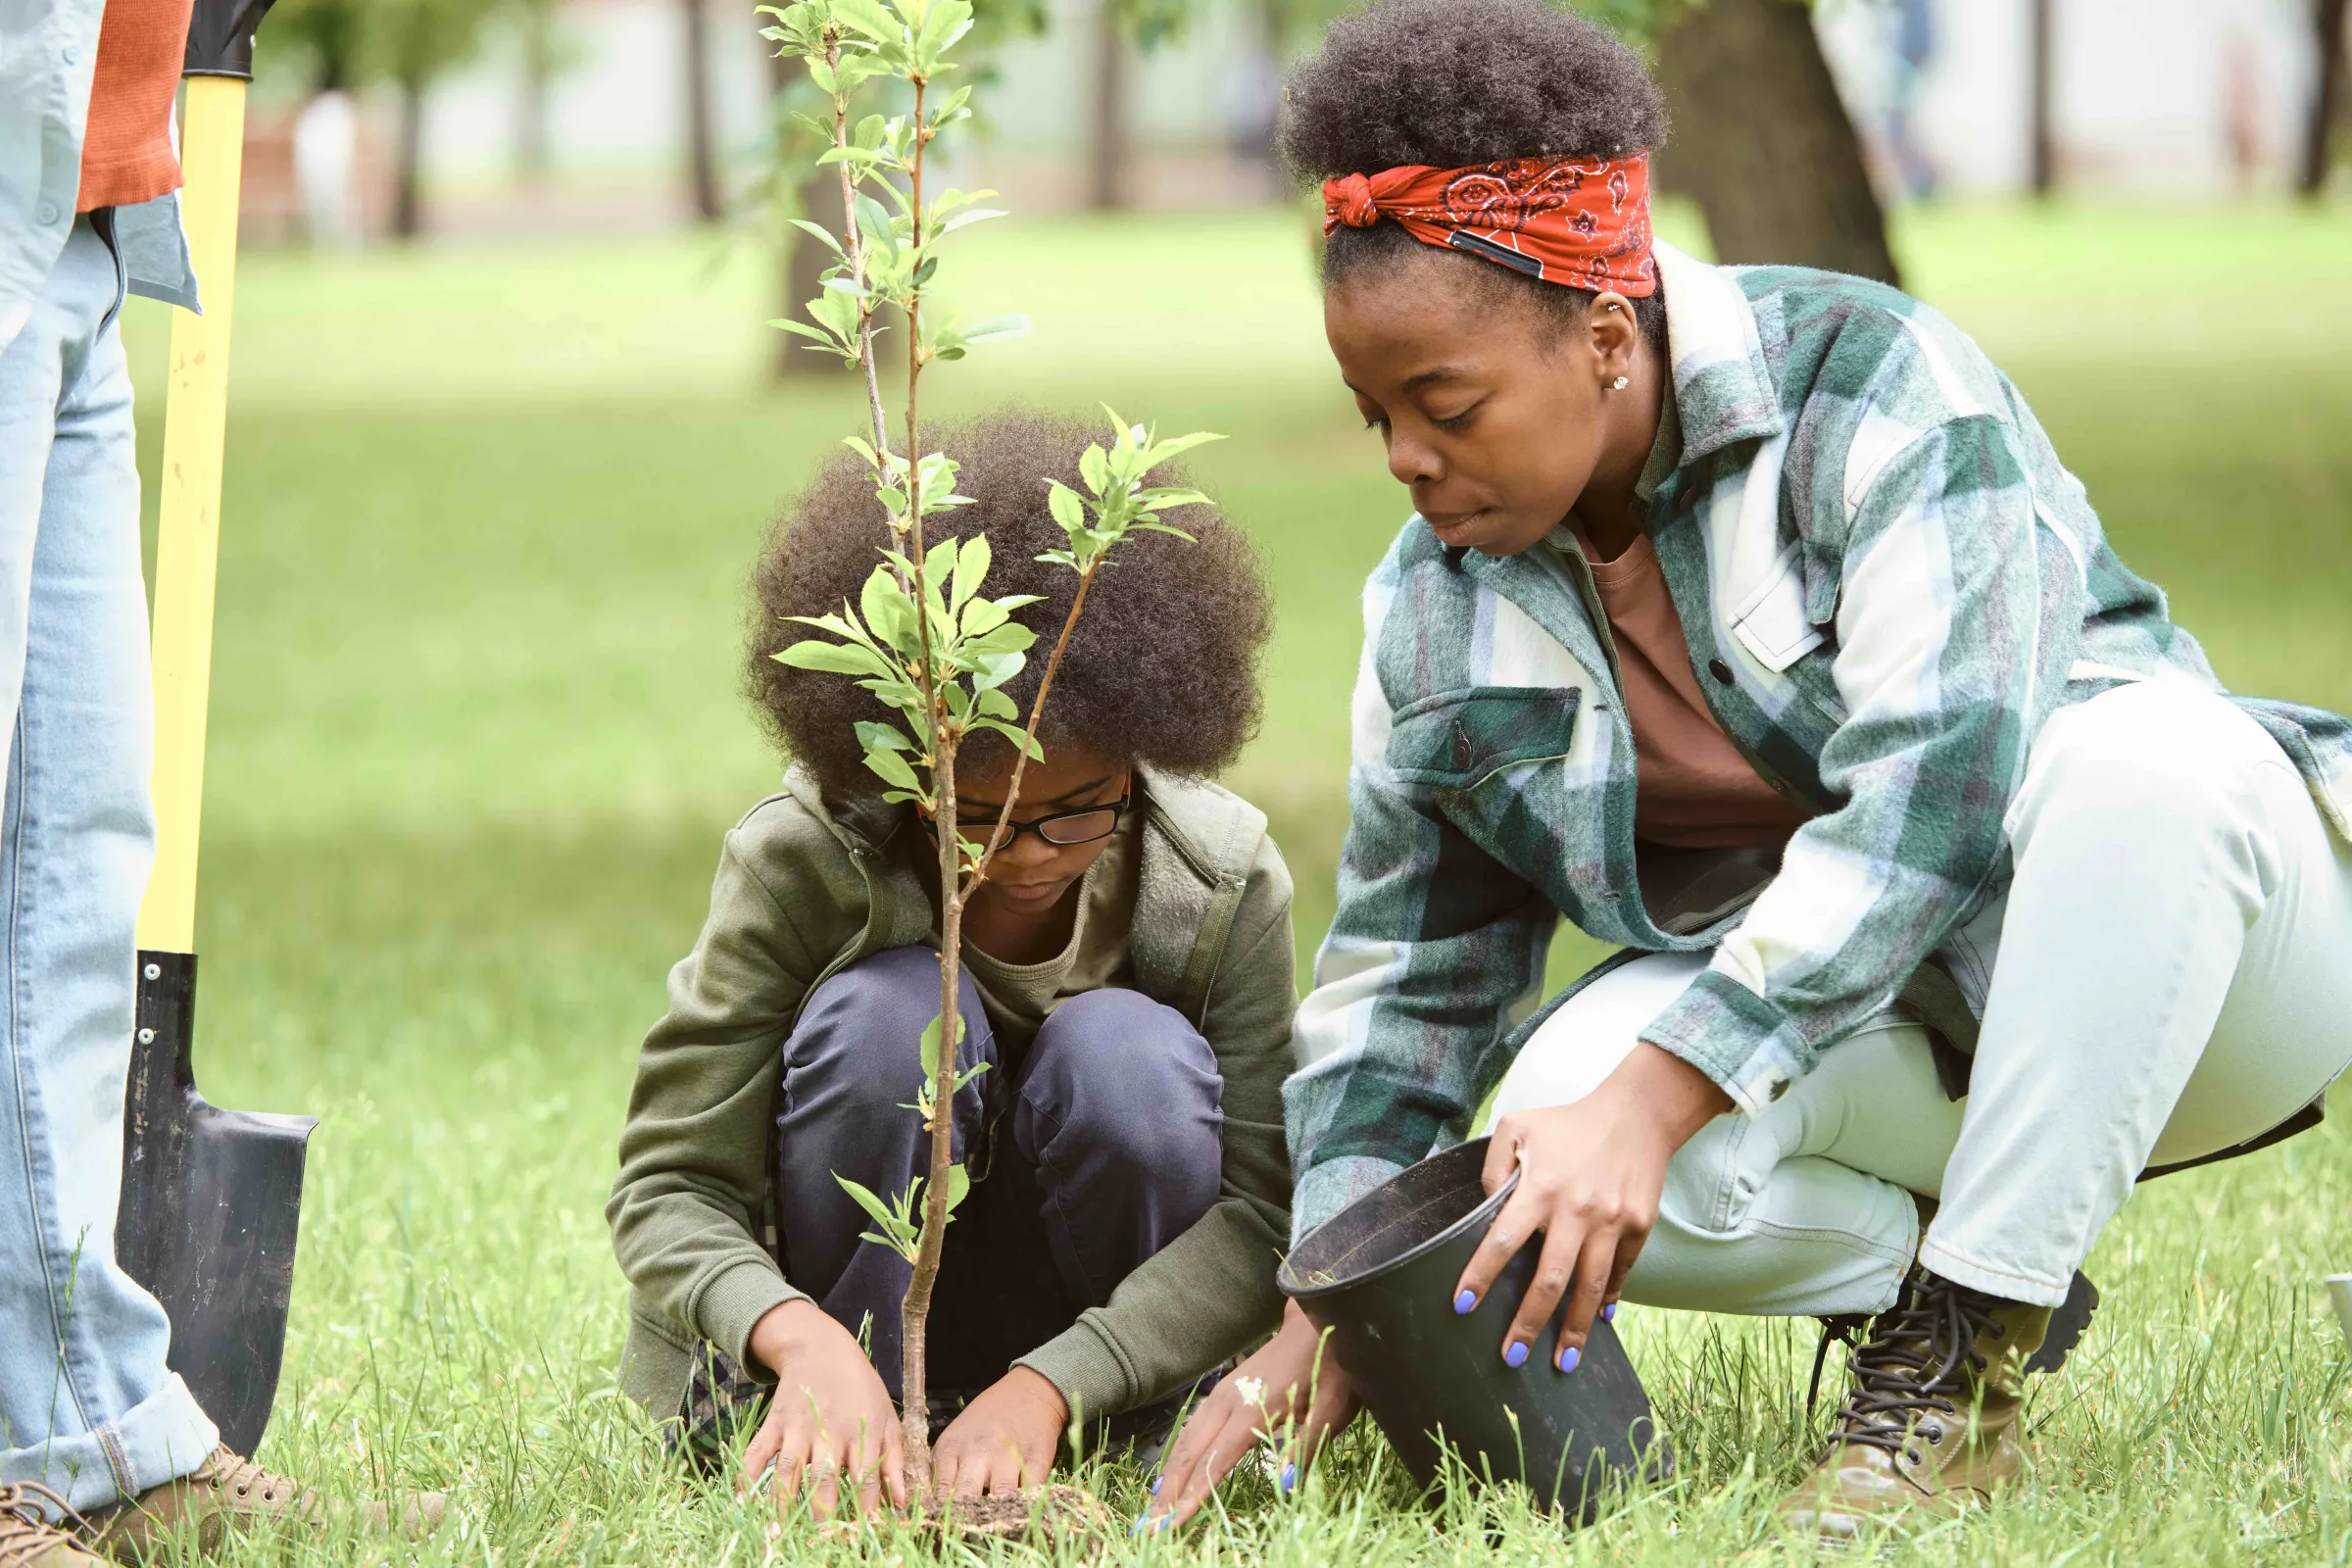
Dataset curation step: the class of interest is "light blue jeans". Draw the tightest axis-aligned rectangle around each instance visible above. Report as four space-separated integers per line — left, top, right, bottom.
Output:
0 217 219 1511
1490 677 2352 1316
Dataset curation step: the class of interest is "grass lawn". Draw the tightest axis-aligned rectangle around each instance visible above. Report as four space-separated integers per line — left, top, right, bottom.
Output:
116 196 2352 1564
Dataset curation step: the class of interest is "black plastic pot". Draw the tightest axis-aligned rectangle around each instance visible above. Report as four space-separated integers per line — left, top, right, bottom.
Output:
1278 1138 1667 1521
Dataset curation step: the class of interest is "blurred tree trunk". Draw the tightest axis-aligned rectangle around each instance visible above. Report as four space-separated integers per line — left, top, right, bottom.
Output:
394 75 426 238
1087 0 1127 211
2030 0 2056 196
683 0 720 221
2304 0 2348 197
517 0 555 186
771 46 833 381
1651 0 1899 287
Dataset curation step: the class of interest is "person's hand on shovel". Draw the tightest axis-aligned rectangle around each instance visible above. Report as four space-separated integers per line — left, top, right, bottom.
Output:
1454 1042 1730 1374
1140 1300 1357 1531
740 1299 907 1519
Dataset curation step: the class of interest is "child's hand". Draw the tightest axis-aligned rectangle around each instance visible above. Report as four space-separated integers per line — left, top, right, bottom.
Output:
740 1299 907 1519
1144 1300 1357 1530
931 1367 1067 1498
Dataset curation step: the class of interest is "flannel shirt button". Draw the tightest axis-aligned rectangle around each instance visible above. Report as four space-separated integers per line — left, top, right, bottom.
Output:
1707 658 1735 685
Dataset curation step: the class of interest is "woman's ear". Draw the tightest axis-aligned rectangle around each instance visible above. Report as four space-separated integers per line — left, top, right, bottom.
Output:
1588 291 1640 388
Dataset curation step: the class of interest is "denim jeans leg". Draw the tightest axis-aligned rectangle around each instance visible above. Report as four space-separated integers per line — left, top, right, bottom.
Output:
1487 951 1935 1319
774 947 994 1401
1009 989 1223 1310
0 218 220 1513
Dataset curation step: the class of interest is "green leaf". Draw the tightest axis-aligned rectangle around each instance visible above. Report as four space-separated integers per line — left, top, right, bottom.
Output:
936 207 1007 237
958 596 1007 636
917 1010 965 1081
855 720 913 755
1078 444 1109 497
964 620 1038 657
861 747 922 793
915 0 973 67
860 564 919 655
957 313 1030 345
944 1162 972 1215
968 648 1026 692
829 0 900 42
853 192 897 260
921 535 959 588
1046 479 1087 536
951 534 992 609
774 639 894 679
833 1174 919 1259
784 218 848 257
767 318 851 354
974 685 1017 720
973 718 1046 760
1144 430 1227 466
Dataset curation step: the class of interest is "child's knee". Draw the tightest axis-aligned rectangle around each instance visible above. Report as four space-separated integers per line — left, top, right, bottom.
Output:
1025 990 1221 1170
789 946 983 1088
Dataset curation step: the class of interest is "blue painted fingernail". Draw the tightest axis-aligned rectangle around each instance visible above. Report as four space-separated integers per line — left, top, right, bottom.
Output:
1453 1288 1476 1314
1132 1513 1152 1535
1504 1341 1529 1369
1278 1462 1296 1494
1149 1476 1160 1494
1601 1301 1617 1323
1558 1345 1582 1374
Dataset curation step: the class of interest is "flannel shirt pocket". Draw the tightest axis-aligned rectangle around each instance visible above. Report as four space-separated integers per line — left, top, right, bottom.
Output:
1385 685 1582 792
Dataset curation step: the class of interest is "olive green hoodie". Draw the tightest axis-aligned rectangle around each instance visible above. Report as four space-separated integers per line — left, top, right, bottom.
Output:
607 764 1297 1424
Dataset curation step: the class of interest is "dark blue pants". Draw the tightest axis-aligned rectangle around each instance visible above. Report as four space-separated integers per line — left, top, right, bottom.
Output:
775 947 1223 1401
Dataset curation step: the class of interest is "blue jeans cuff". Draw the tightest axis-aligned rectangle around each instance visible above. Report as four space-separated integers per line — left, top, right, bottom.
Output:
0 1371 220 1514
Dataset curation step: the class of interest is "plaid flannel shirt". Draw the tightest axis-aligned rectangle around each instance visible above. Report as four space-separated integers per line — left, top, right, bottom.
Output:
1284 240 2352 1244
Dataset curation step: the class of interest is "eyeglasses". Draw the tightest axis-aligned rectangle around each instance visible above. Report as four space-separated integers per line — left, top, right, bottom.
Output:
956 791 1131 848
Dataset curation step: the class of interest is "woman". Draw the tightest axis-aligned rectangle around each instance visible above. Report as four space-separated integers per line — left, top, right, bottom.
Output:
1147 0 2352 1537
609 413 1296 1515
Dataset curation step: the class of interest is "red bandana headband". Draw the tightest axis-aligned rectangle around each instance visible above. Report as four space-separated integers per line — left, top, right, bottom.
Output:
1322 152 1658 298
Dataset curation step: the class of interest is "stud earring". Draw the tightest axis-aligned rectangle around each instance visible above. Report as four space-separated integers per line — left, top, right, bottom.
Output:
1610 375 1630 390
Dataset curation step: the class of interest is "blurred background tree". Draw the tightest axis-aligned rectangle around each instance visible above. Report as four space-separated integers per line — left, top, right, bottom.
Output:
270 0 505 239
380 0 504 238
2307 0 2348 198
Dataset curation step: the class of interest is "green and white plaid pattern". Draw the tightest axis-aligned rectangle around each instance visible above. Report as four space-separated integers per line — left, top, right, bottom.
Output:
1285 241 2352 1244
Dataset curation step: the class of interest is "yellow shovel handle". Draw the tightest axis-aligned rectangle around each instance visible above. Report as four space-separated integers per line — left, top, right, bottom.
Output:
136 74 248 956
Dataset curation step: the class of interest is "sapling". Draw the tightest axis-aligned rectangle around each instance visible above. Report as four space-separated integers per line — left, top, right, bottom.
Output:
756 0 1221 1497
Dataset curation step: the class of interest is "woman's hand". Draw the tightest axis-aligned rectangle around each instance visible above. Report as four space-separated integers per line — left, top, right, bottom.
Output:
1142 1300 1357 1531
1455 1041 1730 1373
930 1367 1068 1499
739 1298 906 1518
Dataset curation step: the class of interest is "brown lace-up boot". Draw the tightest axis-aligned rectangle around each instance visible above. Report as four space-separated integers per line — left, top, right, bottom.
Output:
1779 1269 2052 1540
0 1486 105 1568
83 1447 443 1559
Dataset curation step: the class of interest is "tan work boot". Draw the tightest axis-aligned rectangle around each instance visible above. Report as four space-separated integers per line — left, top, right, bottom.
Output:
83 1446 444 1559
1779 1269 2052 1541
0 1486 106 1568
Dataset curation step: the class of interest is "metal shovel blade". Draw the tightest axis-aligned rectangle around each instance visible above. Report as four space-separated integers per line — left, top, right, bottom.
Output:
116 952 317 1458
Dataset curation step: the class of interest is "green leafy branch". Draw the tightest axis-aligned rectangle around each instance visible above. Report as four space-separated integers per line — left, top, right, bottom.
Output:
756 0 1220 1484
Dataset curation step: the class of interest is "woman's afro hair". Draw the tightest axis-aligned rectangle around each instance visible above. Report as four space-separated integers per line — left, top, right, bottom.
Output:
1280 0 1670 344
748 411 1273 803
1279 0 1667 178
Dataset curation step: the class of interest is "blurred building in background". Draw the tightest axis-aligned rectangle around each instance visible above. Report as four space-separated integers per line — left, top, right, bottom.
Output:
236 0 2344 244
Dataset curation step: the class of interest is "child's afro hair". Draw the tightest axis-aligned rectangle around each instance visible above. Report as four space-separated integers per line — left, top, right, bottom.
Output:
1279 0 1670 344
749 411 1273 802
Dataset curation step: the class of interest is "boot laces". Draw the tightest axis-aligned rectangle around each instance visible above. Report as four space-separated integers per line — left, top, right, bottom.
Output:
204 1447 299 1511
0 1482 90 1553
1825 1276 2006 1463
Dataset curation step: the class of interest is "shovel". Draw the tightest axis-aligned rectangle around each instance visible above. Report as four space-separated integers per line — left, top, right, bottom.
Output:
113 0 315 1464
